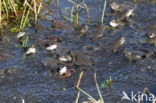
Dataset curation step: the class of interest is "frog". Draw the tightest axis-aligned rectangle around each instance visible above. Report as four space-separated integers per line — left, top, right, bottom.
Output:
58 67 75 80
109 8 134 27
76 24 88 36
146 32 156 39
139 48 155 58
105 36 125 52
50 65 75 80
41 58 60 68
110 1 124 13
66 24 88 41
116 8 134 22
123 49 143 61
70 50 94 68
146 38 156 46
88 23 105 41
39 38 60 51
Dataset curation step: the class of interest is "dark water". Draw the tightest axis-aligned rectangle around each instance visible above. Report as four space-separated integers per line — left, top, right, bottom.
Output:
0 0 156 103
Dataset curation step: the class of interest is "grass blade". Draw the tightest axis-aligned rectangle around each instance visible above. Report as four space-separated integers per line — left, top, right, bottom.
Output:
101 0 107 23
75 91 80 103
10 0 18 17
33 0 37 23
2 0 8 21
0 0 1 28
74 5 79 29
75 70 84 103
20 3 28 29
78 88 97 103
94 72 104 103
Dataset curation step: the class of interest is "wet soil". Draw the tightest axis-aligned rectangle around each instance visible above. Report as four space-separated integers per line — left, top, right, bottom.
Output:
0 0 156 103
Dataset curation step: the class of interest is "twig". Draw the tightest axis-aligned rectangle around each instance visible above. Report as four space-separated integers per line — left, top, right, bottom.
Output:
76 70 84 89
75 70 84 103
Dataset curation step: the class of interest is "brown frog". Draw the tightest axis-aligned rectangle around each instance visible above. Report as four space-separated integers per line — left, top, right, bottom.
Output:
140 48 155 58
58 67 75 80
51 65 75 80
41 58 60 68
123 50 143 61
146 32 156 39
146 38 156 46
109 8 134 27
67 24 88 41
105 36 125 52
77 24 88 36
117 9 134 21
88 23 105 41
110 2 124 13
71 50 94 68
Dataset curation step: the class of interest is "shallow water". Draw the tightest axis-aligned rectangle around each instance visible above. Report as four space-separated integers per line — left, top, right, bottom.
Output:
0 0 156 103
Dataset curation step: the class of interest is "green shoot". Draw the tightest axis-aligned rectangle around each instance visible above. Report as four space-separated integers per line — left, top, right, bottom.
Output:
101 0 107 23
94 73 104 103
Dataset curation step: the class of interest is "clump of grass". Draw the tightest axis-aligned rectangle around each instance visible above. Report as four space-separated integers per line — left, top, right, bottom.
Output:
62 0 89 29
0 0 52 31
22 36 29 48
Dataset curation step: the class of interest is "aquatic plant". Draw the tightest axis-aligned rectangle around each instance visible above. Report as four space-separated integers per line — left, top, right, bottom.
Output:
101 0 107 23
62 0 89 28
0 0 51 31
75 72 105 103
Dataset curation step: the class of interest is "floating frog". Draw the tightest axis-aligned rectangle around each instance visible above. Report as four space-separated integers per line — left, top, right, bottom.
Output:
66 24 88 41
146 32 156 39
109 8 134 27
110 1 124 12
105 36 125 52
123 49 143 61
70 50 94 68
58 66 75 80
110 1 134 12
41 58 60 68
116 8 134 22
146 38 156 46
88 23 105 41
39 38 59 51
76 24 88 36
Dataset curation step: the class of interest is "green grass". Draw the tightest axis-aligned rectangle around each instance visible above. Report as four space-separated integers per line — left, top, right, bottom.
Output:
101 0 107 23
0 0 44 31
